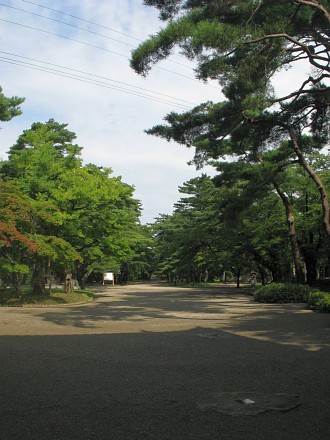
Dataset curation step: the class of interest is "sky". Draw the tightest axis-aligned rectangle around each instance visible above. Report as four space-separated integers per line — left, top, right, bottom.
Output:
0 0 222 223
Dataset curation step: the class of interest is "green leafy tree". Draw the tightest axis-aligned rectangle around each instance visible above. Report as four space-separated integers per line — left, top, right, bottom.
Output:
56 163 144 288
117 225 155 283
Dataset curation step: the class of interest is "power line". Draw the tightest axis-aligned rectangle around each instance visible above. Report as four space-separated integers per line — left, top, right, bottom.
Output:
0 2 193 70
21 0 143 42
17 0 220 89
0 19 127 57
0 57 191 109
0 18 216 87
0 50 196 106
0 3 134 47
0 57 193 110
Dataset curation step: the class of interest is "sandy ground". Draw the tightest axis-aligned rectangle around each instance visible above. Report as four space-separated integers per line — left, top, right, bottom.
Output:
0 282 329 439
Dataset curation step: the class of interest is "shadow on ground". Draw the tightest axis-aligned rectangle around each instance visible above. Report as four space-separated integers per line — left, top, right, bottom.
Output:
1 284 329 439
0 324 329 440
30 284 330 353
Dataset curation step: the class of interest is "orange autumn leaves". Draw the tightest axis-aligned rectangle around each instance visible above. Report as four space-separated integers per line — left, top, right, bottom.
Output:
0 182 37 252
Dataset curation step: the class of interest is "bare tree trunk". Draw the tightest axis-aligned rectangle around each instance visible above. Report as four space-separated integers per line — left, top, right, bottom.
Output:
12 272 22 297
303 251 318 285
76 264 94 289
81 267 94 289
236 267 241 288
273 180 305 284
289 127 330 236
33 254 46 295
65 271 73 294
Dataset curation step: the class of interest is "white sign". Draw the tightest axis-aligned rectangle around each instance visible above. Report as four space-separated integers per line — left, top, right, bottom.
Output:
104 272 114 281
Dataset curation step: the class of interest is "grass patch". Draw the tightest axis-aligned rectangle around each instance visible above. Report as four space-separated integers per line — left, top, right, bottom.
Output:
0 288 95 307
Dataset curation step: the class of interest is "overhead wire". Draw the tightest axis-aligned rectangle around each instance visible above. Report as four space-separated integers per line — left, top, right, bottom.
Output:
0 58 191 110
0 50 196 106
0 17 214 86
0 56 194 110
0 19 127 59
1 2 208 72
1 3 136 48
17 0 221 89
21 0 144 42
0 0 221 109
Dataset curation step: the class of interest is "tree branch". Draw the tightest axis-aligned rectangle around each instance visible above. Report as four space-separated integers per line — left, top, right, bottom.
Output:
293 0 330 24
276 84 329 105
246 33 330 72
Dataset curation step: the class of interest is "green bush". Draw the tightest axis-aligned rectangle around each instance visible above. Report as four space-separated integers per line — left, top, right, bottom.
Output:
253 283 314 303
307 291 330 313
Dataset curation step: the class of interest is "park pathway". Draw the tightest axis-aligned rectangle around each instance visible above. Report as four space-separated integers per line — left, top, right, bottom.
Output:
0 282 329 439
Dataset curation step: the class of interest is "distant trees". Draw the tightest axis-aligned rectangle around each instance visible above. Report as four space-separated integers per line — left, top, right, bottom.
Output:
152 161 329 285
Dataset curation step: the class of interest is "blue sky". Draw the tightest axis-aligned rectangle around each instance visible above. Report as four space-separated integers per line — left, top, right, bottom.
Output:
0 1 310 223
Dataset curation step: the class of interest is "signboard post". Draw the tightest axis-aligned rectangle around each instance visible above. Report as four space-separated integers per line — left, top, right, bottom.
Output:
103 272 114 286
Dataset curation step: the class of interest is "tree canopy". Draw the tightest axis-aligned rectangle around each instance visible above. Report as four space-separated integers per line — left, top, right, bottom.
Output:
131 0 330 238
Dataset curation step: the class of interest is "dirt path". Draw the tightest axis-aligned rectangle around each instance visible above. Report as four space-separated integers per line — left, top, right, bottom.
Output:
0 283 329 439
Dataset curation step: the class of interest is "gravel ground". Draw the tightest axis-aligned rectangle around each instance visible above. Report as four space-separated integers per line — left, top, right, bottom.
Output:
0 282 329 440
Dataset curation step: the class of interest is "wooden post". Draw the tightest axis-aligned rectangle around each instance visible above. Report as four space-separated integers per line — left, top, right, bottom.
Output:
65 270 73 294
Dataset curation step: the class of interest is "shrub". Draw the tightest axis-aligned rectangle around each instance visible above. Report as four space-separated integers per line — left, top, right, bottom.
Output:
253 283 314 303
307 291 330 313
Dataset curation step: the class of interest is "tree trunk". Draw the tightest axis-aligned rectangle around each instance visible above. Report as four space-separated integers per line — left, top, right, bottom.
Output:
272 267 283 283
81 267 95 289
273 180 305 284
289 127 330 236
236 267 241 288
258 266 268 285
33 255 46 295
65 271 73 294
12 273 22 297
76 264 94 289
304 251 318 285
